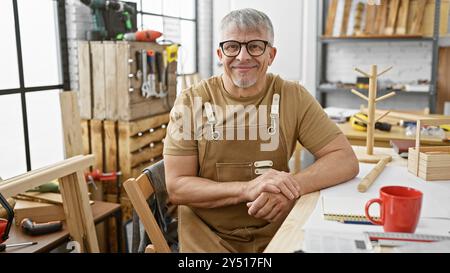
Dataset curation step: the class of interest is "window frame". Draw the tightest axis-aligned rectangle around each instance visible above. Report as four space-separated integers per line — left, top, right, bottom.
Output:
0 0 70 172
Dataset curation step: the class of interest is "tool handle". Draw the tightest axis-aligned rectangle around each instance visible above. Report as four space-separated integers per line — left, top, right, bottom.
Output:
357 158 389 193
21 219 63 236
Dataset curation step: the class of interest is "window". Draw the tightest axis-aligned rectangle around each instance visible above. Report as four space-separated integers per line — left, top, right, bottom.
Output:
127 0 198 75
0 0 68 179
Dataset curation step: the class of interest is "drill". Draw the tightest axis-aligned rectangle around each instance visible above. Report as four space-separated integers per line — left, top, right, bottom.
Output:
80 0 135 41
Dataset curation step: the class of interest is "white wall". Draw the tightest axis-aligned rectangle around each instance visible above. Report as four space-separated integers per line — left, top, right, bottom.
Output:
212 0 318 95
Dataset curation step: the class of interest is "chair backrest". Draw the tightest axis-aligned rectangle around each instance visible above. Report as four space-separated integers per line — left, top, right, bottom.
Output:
123 163 171 253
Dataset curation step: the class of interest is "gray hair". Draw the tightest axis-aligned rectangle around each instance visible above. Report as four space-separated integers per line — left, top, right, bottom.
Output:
220 8 274 45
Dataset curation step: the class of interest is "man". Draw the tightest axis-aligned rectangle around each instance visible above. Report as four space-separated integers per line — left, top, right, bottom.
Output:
163 8 359 253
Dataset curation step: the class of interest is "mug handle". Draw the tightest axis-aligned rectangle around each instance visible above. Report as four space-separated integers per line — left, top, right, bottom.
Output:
365 198 383 225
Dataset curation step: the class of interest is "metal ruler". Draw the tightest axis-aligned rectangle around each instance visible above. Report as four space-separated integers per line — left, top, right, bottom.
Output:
365 232 450 247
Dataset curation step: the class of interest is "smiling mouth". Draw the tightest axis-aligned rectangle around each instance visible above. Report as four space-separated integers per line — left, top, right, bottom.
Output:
232 65 257 72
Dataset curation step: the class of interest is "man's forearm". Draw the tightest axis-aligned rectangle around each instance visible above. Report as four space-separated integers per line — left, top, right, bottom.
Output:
168 176 248 208
293 148 359 195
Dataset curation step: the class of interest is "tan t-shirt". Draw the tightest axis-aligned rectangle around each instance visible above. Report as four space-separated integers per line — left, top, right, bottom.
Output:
164 73 341 161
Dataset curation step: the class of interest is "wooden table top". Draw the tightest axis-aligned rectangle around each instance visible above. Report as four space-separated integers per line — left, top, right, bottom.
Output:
264 146 407 253
1 201 120 253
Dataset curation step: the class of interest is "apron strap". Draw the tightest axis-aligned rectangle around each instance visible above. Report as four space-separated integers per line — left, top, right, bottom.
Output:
204 102 220 140
268 93 280 135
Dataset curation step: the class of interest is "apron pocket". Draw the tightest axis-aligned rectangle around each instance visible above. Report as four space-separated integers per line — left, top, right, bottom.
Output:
216 162 253 182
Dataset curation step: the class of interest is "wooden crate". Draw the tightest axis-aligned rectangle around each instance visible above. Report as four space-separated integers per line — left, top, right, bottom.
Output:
118 112 169 180
407 118 450 181
81 112 169 189
78 41 177 121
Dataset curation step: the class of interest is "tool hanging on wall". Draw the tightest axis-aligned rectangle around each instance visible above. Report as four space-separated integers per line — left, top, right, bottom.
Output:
123 29 162 42
80 0 136 41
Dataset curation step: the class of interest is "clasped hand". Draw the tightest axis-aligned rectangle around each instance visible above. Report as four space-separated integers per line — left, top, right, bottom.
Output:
245 169 299 222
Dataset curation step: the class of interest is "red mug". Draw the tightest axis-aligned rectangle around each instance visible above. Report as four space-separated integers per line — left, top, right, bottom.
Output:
365 186 423 233
0 219 7 243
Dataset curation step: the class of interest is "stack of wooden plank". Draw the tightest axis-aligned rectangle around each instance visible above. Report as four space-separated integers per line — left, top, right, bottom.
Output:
408 146 450 180
81 113 169 224
407 118 450 181
324 0 449 37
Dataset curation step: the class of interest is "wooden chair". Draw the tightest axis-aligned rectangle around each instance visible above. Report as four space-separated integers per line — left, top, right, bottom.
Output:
123 162 171 253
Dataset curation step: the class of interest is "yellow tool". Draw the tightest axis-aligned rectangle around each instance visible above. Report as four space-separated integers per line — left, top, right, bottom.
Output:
165 44 179 63
350 113 369 131
440 124 450 131
350 113 392 132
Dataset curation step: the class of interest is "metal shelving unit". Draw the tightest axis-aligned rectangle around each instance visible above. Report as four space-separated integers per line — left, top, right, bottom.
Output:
316 0 441 113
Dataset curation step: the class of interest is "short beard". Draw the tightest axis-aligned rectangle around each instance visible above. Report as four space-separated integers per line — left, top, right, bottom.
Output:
232 76 257 88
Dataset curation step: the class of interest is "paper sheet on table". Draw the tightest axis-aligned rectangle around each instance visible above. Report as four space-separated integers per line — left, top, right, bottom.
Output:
303 228 373 253
303 193 450 237
321 163 450 219
302 163 450 238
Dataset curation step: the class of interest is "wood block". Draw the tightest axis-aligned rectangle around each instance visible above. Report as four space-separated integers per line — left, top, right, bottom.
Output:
385 0 401 35
396 0 410 34
60 92 84 158
13 199 65 225
325 0 339 36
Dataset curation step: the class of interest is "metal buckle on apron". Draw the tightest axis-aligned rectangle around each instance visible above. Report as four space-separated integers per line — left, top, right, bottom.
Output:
204 102 220 140
268 94 280 136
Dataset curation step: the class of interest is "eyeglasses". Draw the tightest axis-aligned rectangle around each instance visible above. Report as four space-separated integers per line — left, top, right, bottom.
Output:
219 40 271 57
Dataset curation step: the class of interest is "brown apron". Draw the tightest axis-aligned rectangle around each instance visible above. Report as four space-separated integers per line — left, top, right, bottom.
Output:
179 77 290 253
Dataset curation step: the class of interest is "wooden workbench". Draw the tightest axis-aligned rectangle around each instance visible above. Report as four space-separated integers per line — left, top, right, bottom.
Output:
264 146 407 253
337 122 449 147
2 201 122 253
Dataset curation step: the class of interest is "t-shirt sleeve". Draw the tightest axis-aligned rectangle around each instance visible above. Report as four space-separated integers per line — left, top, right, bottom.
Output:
296 86 342 154
163 90 199 156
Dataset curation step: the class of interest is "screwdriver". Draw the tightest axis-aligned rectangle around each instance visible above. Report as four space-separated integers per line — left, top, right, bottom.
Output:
0 241 37 252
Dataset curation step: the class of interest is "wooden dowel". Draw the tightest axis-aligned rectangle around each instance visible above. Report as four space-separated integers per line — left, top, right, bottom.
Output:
354 68 370 78
351 89 369 101
375 110 391 123
357 158 390 192
377 66 393 77
375 91 396 102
